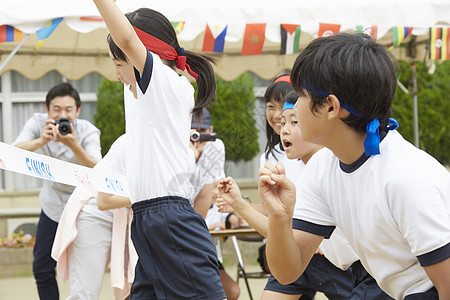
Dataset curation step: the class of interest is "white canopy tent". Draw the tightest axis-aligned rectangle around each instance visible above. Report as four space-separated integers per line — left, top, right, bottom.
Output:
1 0 450 81
0 0 449 150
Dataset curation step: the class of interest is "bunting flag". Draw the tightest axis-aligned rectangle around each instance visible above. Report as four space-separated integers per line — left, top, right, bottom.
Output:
429 27 450 60
356 25 378 41
318 23 341 38
36 17 63 49
241 23 266 55
280 24 301 55
202 24 227 53
171 21 185 35
0 25 24 43
387 26 413 50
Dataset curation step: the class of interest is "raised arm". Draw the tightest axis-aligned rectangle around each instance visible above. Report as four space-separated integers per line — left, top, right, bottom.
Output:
93 0 147 73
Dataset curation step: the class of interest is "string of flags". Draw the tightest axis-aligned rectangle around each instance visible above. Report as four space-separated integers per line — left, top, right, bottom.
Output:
0 17 63 49
1 18 450 60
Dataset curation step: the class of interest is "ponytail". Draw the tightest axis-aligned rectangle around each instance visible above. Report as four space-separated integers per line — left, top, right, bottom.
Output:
184 50 217 117
124 8 217 118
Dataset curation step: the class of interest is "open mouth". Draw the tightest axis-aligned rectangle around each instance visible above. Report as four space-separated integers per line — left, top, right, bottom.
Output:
283 140 292 149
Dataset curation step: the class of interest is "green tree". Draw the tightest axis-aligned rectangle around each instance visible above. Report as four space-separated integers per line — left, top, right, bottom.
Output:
95 73 260 161
393 60 450 165
94 78 125 156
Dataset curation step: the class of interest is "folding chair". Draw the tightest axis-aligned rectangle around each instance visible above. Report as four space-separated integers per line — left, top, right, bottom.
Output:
231 234 270 300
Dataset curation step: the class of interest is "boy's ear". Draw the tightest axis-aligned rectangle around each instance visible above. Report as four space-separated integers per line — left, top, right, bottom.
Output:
326 95 350 120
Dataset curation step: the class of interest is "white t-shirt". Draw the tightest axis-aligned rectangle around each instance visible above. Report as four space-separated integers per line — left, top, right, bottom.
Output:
205 203 229 229
12 113 102 222
82 134 127 222
293 130 450 299
190 139 226 202
124 50 195 203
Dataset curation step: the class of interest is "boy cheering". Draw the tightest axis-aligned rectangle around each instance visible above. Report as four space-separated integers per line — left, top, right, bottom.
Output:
260 33 450 299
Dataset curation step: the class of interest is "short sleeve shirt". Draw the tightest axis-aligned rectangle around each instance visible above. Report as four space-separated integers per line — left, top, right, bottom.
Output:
124 50 195 203
12 112 101 222
190 139 226 201
293 131 450 299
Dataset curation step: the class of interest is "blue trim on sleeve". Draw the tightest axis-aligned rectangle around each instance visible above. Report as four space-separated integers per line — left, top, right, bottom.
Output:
417 242 450 267
292 218 335 239
134 49 153 95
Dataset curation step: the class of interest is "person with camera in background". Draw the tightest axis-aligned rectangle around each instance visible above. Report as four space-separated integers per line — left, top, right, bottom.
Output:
13 82 101 300
188 108 241 300
189 107 223 216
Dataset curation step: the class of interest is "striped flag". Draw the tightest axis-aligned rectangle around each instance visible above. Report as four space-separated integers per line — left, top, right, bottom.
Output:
36 17 63 49
171 21 185 35
356 25 378 41
318 23 340 38
202 24 227 53
280 24 301 55
429 27 450 60
241 23 266 56
387 26 413 50
0 25 24 43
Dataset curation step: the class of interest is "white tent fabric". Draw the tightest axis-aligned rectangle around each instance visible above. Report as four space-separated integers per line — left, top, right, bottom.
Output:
1 0 450 80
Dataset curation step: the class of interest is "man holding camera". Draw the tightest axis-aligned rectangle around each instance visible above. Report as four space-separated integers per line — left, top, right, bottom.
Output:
13 82 101 300
189 108 224 215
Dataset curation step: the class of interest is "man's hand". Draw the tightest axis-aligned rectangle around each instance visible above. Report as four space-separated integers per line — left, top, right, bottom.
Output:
258 162 296 220
41 119 56 145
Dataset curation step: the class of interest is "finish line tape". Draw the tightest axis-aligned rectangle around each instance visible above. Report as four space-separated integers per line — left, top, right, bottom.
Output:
0 141 129 197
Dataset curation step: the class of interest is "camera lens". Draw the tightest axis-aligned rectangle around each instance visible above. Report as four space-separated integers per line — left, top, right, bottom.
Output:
56 118 72 135
190 131 200 142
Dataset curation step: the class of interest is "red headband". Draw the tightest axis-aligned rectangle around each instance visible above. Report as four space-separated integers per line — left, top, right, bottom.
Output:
133 26 199 80
274 75 291 84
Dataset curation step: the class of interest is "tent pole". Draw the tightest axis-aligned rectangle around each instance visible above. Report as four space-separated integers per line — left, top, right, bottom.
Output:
0 35 29 73
410 63 419 148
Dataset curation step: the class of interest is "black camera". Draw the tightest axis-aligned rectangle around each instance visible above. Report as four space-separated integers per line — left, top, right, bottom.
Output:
190 131 217 142
54 118 72 135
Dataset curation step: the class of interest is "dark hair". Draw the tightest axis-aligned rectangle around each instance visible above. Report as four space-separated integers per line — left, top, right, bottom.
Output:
264 75 294 160
285 90 298 105
291 33 397 132
108 8 216 117
45 83 81 108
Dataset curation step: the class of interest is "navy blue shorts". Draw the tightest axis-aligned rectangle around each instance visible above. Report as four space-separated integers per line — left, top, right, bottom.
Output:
264 254 352 300
350 260 393 300
130 196 226 300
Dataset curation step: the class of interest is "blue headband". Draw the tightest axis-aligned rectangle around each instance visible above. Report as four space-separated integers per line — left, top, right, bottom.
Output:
283 102 295 111
302 84 398 156
338 99 398 156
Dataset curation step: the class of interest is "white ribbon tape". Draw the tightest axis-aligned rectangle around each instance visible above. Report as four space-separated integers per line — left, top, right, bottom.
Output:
0 141 129 197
